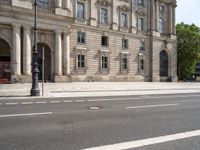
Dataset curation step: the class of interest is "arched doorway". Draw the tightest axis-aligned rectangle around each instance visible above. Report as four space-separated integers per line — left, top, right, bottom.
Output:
0 38 11 83
160 50 168 77
34 43 51 81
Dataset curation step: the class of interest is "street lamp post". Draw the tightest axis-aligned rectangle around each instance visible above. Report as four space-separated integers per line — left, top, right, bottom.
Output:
30 0 40 96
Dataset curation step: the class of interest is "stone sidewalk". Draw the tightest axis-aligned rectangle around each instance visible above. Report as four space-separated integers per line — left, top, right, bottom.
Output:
0 82 200 99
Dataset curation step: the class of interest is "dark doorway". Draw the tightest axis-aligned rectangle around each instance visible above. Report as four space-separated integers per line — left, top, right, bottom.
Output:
0 38 11 83
160 50 168 77
34 43 51 81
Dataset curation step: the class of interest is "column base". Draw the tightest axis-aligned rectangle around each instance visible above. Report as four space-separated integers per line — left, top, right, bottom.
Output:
53 75 72 83
10 75 32 83
170 76 178 82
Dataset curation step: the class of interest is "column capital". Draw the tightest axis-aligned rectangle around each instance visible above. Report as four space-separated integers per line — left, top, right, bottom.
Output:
12 23 21 29
55 30 63 34
64 28 72 35
23 24 32 30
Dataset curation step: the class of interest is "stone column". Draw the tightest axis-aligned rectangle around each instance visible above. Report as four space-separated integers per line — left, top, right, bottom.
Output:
55 0 62 8
12 23 21 75
172 5 176 34
168 4 172 34
55 30 62 76
63 0 69 9
23 26 31 75
155 0 159 31
63 30 71 75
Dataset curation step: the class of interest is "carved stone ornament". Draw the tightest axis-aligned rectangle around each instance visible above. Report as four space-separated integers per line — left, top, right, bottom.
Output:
160 0 176 5
118 0 129 3
136 9 145 16
96 0 111 7
118 4 131 12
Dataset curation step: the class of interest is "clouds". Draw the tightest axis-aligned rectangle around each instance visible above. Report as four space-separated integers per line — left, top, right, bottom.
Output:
176 0 200 26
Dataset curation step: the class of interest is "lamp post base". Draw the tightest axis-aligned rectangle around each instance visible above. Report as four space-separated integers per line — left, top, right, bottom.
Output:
30 88 40 96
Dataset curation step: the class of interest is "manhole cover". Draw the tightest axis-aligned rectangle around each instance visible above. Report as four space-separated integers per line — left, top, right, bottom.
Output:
88 106 101 110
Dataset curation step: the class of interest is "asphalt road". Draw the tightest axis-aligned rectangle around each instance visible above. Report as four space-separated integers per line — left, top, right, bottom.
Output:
1 93 200 150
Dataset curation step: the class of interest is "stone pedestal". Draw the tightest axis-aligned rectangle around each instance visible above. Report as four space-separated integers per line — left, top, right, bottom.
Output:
53 75 72 83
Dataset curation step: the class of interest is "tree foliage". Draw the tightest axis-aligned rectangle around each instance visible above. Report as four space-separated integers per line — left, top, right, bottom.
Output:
176 23 200 80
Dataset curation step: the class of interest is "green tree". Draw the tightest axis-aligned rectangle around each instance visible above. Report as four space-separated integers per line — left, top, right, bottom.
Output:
176 23 200 81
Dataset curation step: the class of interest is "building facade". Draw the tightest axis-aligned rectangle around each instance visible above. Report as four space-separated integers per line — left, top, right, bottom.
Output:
0 0 177 83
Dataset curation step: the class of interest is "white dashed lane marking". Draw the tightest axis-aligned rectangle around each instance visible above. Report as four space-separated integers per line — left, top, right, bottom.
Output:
36 101 47 104
5 102 18 105
0 112 52 118
75 100 85 102
63 100 73 103
50 101 60 103
21 102 33 105
126 103 179 109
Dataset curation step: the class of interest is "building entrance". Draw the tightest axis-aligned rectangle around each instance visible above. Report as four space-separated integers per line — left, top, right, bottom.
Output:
36 43 51 81
0 38 11 83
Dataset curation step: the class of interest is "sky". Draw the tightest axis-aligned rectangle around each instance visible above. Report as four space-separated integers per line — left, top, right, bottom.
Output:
176 0 200 26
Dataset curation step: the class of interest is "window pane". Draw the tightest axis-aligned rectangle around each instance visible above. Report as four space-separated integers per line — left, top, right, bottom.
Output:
102 56 108 69
102 36 108 46
77 2 84 19
122 57 128 69
101 8 108 24
121 13 127 27
159 18 164 33
122 39 128 49
138 18 143 31
38 0 48 8
78 55 85 68
77 32 85 43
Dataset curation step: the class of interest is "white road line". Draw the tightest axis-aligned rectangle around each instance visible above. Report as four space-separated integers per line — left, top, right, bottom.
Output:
50 101 60 103
0 112 52 118
5 102 18 105
75 100 85 102
126 103 179 109
87 97 143 102
63 100 73 103
36 101 47 104
83 129 200 150
87 94 200 102
21 102 33 105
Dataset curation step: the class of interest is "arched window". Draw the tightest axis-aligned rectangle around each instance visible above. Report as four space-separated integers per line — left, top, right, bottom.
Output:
159 18 164 33
160 50 168 77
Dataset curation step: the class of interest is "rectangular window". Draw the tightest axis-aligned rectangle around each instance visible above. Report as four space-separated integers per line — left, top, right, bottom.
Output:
78 54 85 68
121 13 128 28
122 57 128 70
100 8 108 24
77 2 84 19
38 0 48 8
140 41 145 50
160 5 165 14
102 56 108 69
102 36 108 47
138 0 144 6
77 32 85 44
122 39 128 49
140 59 144 70
138 18 144 31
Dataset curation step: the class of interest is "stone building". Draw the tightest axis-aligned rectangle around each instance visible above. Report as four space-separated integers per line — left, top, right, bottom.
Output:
0 0 177 83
